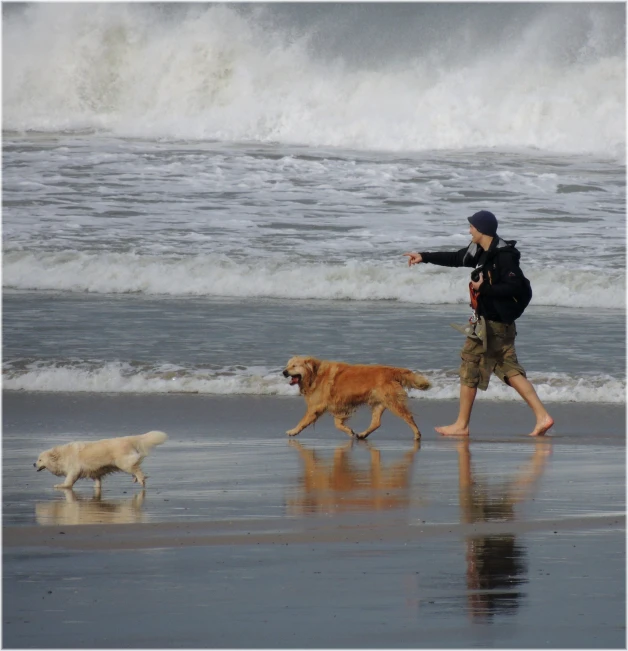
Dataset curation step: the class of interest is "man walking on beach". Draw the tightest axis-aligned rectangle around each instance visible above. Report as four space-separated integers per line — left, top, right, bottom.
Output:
404 210 554 437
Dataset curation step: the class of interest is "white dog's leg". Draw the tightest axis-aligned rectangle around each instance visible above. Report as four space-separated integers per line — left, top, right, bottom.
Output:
117 452 147 487
127 465 146 487
54 472 79 489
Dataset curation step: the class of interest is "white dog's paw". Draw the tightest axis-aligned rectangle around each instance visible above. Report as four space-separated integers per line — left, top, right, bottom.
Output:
54 483 71 489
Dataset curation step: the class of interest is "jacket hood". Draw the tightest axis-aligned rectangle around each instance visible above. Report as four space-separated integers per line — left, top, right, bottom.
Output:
492 237 520 262
463 237 520 265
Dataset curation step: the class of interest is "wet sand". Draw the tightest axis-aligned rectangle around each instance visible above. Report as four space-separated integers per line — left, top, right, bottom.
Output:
3 392 626 648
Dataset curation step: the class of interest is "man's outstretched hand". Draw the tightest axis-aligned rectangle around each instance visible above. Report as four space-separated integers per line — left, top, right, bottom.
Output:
403 252 423 266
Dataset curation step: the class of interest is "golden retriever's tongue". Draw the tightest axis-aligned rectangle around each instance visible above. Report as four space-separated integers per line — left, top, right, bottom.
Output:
290 377 299 386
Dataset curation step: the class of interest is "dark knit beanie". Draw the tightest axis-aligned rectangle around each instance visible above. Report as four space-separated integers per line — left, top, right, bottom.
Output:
468 210 498 237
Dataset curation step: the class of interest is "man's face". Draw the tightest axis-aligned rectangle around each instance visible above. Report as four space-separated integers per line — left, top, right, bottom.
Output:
469 224 482 244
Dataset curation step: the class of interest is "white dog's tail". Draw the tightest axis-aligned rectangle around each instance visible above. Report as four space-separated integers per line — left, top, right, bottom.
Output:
134 430 168 454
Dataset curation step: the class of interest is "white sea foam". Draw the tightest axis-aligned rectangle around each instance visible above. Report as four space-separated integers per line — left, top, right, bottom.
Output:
3 250 624 309
3 3 624 156
3 360 624 404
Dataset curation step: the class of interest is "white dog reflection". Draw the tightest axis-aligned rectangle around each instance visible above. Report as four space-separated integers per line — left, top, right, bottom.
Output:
35 489 147 526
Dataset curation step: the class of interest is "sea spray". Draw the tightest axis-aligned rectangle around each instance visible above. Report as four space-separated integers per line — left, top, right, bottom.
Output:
3 3 624 156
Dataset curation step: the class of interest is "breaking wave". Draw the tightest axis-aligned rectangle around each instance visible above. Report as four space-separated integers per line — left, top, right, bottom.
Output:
3 250 624 310
3 3 625 156
3 359 624 404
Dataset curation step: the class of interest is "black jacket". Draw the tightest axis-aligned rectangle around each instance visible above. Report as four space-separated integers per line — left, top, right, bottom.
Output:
420 237 532 324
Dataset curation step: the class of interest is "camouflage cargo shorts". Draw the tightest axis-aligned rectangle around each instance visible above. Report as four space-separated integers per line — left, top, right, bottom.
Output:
459 320 526 391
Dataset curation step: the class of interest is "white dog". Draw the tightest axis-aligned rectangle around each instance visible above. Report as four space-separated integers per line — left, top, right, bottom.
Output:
34 431 167 490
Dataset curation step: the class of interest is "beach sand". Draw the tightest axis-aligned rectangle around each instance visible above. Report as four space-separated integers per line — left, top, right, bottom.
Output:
3 392 626 648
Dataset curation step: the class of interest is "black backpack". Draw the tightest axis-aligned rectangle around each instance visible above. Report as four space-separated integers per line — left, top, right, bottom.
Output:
511 271 532 320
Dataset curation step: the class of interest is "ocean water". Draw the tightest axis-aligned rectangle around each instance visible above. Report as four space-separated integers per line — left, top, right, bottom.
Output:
2 3 626 404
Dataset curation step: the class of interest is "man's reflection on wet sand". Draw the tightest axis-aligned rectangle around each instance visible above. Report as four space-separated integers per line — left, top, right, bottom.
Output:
35 489 147 526
287 439 420 515
458 440 551 621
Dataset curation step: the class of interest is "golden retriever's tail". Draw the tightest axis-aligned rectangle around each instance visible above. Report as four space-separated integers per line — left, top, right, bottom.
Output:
398 370 431 391
134 430 168 454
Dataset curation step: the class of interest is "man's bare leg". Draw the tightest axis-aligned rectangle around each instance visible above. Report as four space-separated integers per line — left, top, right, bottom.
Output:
507 374 554 436
436 384 477 436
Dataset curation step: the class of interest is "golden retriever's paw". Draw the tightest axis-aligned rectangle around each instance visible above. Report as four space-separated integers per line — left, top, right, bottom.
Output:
286 428 301 436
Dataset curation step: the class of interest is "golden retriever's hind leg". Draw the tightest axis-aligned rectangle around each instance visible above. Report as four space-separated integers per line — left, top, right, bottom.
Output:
386 398 421 439
356 404 386 440
333 414 355 438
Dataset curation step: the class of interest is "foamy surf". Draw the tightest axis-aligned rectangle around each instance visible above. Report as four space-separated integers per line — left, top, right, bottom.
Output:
3 360 624 404
3 251 624 309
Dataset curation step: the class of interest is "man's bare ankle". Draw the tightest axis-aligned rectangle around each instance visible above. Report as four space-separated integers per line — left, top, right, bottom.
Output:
435 423 470 437
530 415 554 437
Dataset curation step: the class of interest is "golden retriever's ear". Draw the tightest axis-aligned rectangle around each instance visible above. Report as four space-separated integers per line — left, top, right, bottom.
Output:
304 358 320 376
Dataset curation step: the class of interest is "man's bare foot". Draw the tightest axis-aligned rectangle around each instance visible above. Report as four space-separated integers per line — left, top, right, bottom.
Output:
529 415 554 437
435 423 469 437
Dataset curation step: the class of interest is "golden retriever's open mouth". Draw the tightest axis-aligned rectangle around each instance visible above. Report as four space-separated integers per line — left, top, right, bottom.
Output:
283 370 301 386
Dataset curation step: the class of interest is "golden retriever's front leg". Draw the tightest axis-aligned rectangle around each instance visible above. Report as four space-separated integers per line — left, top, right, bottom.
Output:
286 409 322 436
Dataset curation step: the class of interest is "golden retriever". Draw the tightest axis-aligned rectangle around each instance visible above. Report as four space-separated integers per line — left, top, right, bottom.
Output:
283 356 430 439
34 431 167 490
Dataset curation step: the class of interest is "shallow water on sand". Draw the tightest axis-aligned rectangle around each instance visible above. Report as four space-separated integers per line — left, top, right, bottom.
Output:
8 435 624 529
5 394 624 529
3 393 625 648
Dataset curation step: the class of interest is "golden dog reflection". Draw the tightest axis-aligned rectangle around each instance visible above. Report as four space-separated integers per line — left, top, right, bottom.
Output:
35 489 147 526
458 440 551 621
287 439 420 515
